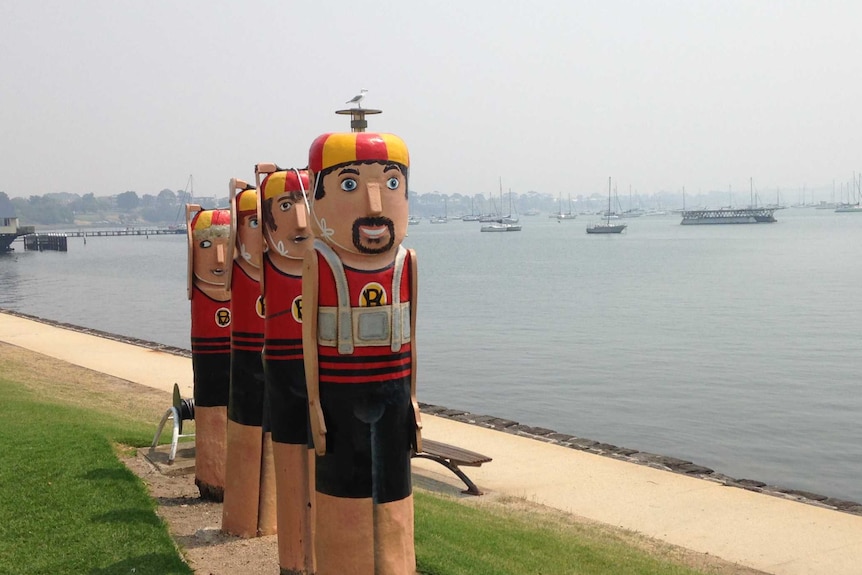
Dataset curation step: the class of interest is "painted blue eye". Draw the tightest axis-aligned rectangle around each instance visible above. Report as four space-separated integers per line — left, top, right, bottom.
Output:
386 177 400 190
249 217 260 229
200 240 212 248
341 178 358 192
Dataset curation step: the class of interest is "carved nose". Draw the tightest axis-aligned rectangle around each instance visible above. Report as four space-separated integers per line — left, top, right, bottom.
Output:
296 202 308 230
366 182 382 215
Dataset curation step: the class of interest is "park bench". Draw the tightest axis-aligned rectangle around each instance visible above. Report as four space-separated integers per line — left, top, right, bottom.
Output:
413 438 492 496
149 385 492 495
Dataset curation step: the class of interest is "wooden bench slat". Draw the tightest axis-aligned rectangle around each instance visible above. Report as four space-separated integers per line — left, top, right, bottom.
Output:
412 438 492 496
419 439 492 467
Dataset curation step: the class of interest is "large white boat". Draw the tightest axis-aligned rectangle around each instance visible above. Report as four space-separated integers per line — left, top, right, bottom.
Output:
680 207 777 225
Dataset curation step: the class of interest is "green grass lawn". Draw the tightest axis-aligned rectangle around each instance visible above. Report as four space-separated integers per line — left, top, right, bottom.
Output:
0 378 192 575
0 350 728 575
415 491 708 575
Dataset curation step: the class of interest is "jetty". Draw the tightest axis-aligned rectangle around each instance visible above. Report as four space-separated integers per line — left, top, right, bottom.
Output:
64 227 185 237
23 233 68 252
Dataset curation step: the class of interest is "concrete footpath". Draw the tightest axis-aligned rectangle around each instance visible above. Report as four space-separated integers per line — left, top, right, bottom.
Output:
2 310 861 575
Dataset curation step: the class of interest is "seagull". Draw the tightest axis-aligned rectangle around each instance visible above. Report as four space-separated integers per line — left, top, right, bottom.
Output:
345 89 368 108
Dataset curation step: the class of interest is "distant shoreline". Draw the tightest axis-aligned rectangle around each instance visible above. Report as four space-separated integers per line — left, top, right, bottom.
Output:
3 306 861 518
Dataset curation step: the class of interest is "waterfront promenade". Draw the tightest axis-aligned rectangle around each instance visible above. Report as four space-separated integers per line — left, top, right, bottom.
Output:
2 309 861 575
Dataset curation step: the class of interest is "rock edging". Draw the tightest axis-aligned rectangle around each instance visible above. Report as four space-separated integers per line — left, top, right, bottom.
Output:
419 402 862 517
3 309 859 517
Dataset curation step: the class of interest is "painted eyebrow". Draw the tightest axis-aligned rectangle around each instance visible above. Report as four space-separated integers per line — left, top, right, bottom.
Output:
383 164 402 174
338 168 361 176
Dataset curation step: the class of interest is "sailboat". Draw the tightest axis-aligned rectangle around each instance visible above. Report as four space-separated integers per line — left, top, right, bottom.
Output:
481 179 522 232
462 196 481 221
554 193 576 220
170 174 194 232
587 178 627 234
430 197 449 223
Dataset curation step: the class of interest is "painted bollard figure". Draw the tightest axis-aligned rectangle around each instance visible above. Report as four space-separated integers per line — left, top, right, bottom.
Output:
303 132 421 575
221 181 277 537
187 205 232 501
258 165 315 574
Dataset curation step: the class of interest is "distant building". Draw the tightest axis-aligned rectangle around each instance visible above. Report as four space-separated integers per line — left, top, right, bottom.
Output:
1 194 19 234
1 194 22 252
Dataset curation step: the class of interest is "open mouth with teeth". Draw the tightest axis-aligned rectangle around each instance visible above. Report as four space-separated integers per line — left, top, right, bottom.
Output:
352 217 395 254
211 268 225 276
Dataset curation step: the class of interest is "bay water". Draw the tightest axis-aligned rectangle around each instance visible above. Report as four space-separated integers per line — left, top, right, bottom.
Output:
2 208 860 503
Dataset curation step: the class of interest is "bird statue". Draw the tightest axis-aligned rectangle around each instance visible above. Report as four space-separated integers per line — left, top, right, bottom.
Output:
345 89 368 109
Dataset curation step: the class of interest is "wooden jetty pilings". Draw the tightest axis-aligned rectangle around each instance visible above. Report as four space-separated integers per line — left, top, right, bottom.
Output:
24 233 68 252
65 227 185 237
20 227 184 252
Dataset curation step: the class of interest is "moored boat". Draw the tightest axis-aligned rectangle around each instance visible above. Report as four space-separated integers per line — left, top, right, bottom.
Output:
481 178 522 232
680 207 777 225
586 222 627 234
480 222 522 232
587 178 626 234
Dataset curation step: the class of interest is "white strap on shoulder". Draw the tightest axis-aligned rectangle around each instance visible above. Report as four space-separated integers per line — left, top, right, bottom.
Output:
313 240 354 354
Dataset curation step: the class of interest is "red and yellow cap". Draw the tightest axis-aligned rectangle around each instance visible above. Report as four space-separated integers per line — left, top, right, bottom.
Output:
190 208 230 239
308 132 409 174
261 169 310 201
235 188 258 215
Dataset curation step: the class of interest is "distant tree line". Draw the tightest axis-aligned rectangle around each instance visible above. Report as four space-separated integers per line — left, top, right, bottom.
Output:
7 189 195 226
5 186 699 226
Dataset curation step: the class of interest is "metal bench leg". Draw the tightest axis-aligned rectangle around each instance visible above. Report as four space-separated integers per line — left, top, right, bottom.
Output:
413 454 484 496
169 407 181 463
150 407 174 452
150 407 183 464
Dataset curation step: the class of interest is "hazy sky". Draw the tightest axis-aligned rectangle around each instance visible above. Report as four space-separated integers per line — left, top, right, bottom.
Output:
2 1 861 201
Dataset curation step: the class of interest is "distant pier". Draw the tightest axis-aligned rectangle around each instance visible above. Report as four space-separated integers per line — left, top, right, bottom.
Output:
16 227 185 252
24 233 68 252
64 227 185 237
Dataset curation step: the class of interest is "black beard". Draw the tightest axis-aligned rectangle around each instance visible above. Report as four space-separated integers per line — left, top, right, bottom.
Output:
352 217 396 255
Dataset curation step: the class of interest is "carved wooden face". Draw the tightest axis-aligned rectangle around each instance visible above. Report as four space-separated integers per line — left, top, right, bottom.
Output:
263 189 311 261
236 210 262 269
193 229 230 286
311 161 408 266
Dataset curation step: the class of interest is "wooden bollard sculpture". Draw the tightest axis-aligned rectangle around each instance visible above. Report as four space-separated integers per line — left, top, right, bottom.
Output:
187 205 232 501
257 165 315 574
303 132 422 575
221 181 277 537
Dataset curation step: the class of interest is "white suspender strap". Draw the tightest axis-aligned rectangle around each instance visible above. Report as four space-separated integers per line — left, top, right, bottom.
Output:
390 246 408 352
314 239 354 355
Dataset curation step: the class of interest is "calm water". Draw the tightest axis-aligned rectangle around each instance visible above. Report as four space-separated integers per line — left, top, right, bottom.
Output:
2 209 861 502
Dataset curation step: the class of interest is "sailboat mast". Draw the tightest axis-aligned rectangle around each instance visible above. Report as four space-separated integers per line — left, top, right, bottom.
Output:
750 177 754 208
607 177 612 224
